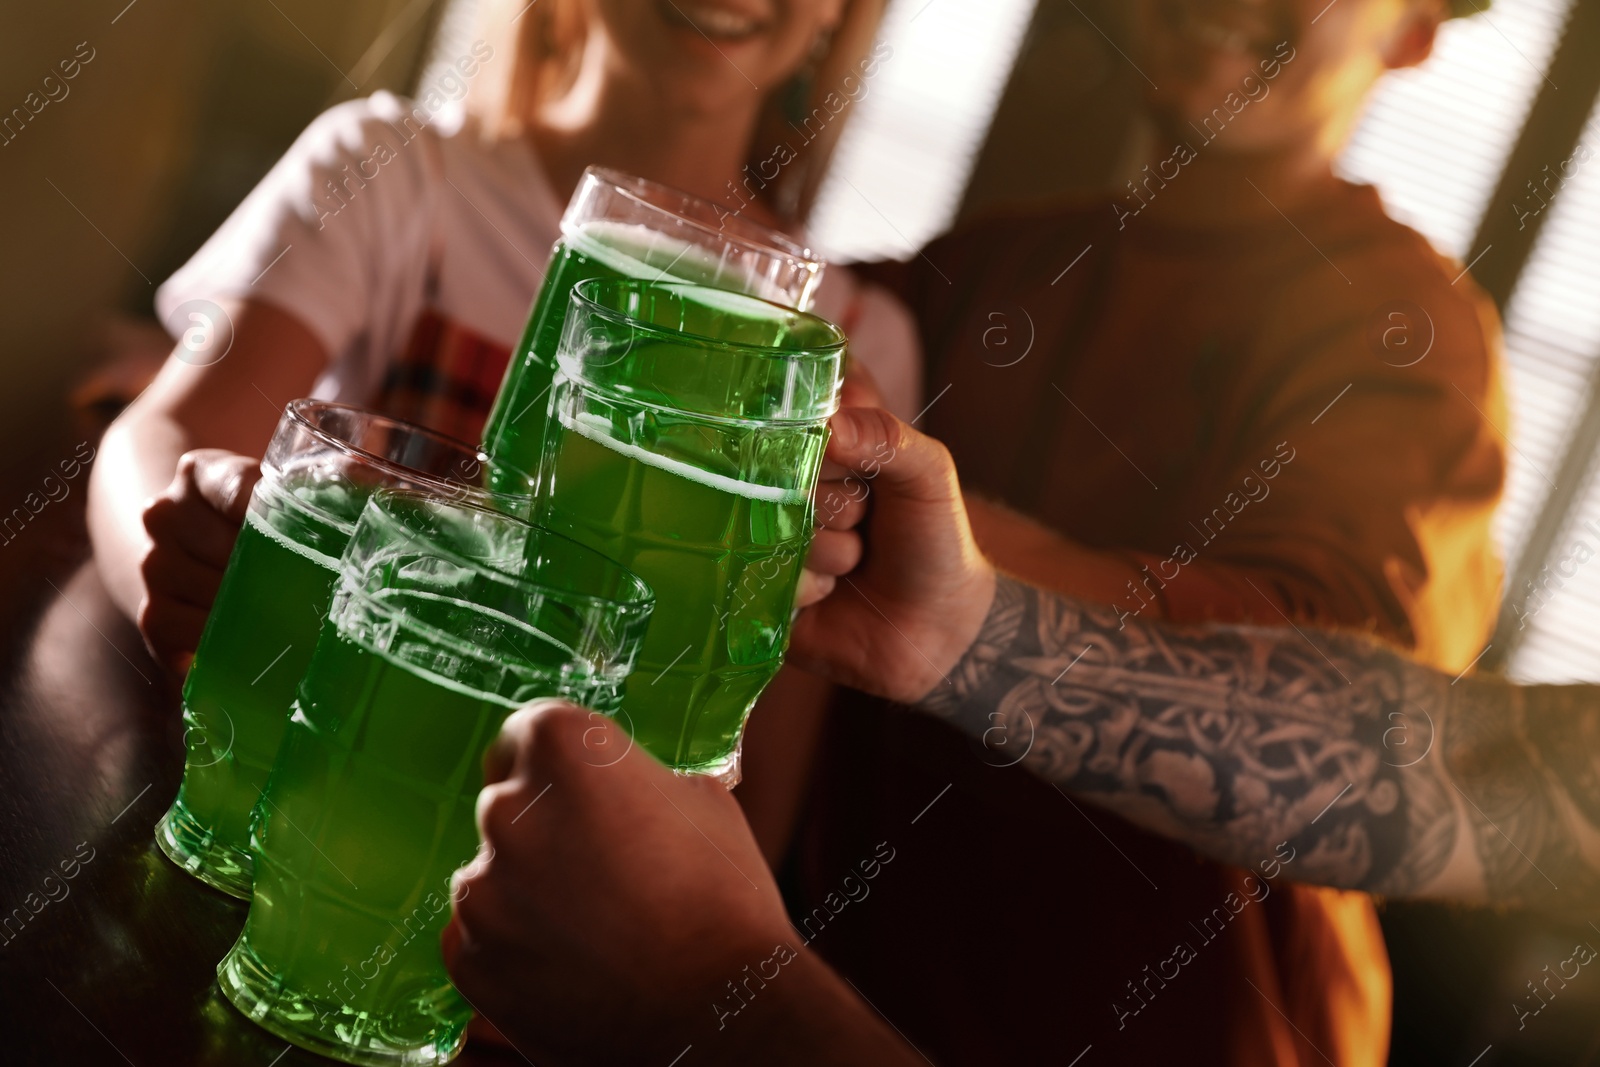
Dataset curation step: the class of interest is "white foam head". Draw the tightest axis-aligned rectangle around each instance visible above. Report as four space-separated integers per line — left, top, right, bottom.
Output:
568 412 805 505
567 221 789 305
245 506 341 571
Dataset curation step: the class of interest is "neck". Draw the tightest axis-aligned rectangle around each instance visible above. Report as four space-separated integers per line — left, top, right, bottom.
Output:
1124 128 1340 229
526 42 779 228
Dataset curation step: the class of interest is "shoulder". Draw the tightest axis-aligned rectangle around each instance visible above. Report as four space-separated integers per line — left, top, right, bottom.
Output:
154 94 458 360
282 91 560 241
293 92 434 163
1268 182 1501 394
1306 182 1485 313
237 92 445 225
1326 182 1485 305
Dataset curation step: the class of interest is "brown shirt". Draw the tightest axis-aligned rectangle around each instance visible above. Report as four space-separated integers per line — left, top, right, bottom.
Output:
796 181 1505 1066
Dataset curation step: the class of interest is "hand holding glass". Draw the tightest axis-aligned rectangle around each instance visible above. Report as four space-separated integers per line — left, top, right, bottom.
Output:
217 490 652 1065
156 401 529 898
535 278 845 783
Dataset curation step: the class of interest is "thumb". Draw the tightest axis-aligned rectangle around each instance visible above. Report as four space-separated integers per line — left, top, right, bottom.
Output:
183 450 262 524
825 407 961 504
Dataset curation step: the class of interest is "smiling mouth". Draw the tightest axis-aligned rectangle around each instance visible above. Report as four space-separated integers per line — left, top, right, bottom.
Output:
660 0 769 42
1157 0 1285 58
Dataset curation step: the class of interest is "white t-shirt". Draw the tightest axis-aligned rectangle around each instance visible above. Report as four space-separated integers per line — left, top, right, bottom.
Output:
157 92 921 422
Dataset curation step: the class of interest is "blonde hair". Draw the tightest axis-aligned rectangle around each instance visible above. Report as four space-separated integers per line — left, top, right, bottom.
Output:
467 0 889 224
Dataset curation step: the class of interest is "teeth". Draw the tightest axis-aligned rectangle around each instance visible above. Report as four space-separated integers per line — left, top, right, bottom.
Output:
673 2 760 37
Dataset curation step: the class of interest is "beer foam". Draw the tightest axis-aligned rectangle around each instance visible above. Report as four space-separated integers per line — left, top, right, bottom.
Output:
568 412 805 505
568 221 788 305
245 507 341 572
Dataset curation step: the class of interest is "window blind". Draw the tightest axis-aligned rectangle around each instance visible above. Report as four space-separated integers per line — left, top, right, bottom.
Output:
1494 91 1600 682
1337 0 1575 261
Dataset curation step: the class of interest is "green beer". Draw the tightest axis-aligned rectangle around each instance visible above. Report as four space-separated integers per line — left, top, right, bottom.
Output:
156 401 528 899
218 492 651 1066
537 279 844 782
157 478 348 896
481 166 824 481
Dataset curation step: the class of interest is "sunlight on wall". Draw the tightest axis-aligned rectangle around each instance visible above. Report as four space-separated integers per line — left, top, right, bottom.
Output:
808 0 1039 262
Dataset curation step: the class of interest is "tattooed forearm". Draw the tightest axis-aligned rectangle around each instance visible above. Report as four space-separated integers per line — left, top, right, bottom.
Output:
919 575 1600 909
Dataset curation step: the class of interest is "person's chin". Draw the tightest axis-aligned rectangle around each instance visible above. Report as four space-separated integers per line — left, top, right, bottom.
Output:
1143 62 1264 117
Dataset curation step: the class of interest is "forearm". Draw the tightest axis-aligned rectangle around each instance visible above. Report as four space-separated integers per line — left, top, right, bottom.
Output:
919 575 1600 911
87 410 191 619
710 949 925 1067
87 300 328 622
968 495 1414 642
735 666 834 866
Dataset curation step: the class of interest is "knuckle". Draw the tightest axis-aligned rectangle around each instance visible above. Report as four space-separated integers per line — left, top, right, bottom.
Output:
141 495 178 534
476 782 526 846
448 884 482 934
837 533 864 571
135 598 170 650
175 451 213 492
184 447 229 469
809 529 852 569
209 472 240 511
527 699 600 755
448 872 500 943
137 544 166 584
799 572 836 605
215 461 256 512
447 879 476 925
872 408 904 456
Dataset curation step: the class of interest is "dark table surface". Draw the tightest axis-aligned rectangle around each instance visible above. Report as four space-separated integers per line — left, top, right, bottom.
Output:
3 422 1600 1067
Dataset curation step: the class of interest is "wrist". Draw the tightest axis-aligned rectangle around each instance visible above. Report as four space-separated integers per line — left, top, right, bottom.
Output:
915 565 1010 712
926 558 999 696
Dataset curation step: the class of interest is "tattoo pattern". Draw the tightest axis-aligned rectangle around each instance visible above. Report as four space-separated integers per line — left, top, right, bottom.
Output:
1452 684 1600 904
1523 685 1600 828
922 575 1600 908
